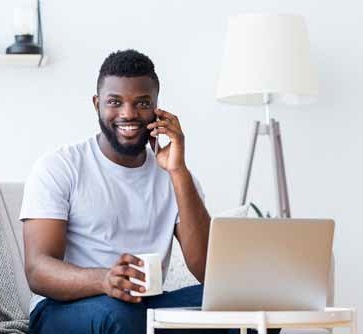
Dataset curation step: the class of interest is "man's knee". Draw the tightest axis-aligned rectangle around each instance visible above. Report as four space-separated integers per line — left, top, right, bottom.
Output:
94 296 146 333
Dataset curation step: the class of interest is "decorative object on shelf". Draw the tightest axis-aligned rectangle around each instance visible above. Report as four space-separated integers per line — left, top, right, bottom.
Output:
5 0 44 66
0 54 46 67
216 14 318 218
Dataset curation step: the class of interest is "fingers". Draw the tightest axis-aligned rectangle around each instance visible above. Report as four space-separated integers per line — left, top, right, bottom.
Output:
109 275 145 294
104 272 144 303
111 264 145 282
109 287 143 303
148 123 178 137
150 120 172 128
104 253 148 303
150 127 184 144
147 109 183 140
155 108 180 125
147 109 180 129
117 253 143 267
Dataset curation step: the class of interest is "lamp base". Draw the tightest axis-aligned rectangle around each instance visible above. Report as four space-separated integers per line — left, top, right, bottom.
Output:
6 35 42 55
240 118 291 218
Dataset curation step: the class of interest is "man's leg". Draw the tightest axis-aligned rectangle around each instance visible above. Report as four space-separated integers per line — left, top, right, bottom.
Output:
29 295 147 334
145 285 280 334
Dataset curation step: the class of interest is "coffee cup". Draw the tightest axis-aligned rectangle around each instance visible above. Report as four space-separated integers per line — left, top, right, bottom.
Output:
130 253 162 297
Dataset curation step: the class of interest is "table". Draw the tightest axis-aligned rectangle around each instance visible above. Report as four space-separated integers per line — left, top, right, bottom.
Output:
147 307 357 334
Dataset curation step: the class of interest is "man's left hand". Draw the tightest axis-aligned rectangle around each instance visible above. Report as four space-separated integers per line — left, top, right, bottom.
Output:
147 109 186 174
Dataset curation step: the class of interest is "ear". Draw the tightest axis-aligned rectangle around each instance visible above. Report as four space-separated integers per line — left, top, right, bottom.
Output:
92 95 99 113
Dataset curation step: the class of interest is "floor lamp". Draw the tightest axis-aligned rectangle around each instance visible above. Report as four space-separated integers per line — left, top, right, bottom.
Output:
216 14 318 218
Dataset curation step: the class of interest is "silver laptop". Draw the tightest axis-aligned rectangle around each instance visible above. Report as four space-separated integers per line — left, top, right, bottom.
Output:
202 218 334 311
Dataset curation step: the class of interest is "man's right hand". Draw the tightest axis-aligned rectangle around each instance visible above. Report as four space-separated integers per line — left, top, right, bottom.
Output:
102 253 146 303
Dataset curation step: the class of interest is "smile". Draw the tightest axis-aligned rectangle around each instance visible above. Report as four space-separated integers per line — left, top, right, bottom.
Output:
117 125 140 131
115 124 144 138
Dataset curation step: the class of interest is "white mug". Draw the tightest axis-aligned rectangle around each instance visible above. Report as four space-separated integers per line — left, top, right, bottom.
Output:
130 253 163 297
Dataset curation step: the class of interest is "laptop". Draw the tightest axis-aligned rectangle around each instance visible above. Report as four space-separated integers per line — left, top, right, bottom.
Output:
201 218 334 311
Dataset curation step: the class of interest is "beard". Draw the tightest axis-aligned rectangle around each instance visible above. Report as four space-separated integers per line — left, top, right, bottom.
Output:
98 113 151 157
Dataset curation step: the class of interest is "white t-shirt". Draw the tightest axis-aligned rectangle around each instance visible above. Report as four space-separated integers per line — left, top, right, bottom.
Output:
19 135 204 314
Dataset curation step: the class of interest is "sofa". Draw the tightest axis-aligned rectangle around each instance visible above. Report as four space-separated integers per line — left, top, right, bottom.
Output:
0 182 332 333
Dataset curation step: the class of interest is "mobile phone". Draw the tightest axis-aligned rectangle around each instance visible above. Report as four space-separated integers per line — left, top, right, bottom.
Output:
154 117 159 156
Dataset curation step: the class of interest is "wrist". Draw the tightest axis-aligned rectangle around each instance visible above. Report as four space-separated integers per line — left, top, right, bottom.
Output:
168 165 189 179
94 268 108 294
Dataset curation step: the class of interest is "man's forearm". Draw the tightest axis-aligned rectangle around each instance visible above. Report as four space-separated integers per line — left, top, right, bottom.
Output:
27 254 107 301
170 167 210 282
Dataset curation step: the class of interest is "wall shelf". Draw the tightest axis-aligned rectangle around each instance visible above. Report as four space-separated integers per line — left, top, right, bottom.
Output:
0 54 47 67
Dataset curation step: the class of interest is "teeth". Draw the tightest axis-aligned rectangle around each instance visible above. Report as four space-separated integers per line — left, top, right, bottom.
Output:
117 125 139 131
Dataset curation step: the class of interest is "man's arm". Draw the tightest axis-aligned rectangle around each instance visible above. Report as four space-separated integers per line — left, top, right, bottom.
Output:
24 218 146 302
147 109 210 283
171 169 210 283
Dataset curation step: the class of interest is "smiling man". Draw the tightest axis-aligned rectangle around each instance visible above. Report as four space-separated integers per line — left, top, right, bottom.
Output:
19 50 237 334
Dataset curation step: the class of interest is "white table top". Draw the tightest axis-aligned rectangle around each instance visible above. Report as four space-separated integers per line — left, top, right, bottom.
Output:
152 307 354 327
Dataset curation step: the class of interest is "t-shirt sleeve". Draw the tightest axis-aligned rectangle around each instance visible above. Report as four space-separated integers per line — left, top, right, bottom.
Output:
19 152 73 222
175 173 206 224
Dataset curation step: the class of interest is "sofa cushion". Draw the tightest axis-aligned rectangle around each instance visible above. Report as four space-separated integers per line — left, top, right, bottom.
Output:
0 183 30 328
0 183 31 316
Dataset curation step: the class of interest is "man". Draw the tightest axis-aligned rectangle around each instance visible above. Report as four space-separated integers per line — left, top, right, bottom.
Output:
21 50 280 334
20 49 234 334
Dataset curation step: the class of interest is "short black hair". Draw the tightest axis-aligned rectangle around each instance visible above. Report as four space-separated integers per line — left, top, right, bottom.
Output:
97 49 160 94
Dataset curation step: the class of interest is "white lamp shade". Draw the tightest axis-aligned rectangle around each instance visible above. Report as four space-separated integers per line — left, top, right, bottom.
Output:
216 14 318 105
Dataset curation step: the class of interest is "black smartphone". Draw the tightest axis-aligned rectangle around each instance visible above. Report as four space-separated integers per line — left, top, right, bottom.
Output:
154 116 159 156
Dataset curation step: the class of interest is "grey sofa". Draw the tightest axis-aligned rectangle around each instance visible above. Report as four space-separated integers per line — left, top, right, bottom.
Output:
0 182 332 333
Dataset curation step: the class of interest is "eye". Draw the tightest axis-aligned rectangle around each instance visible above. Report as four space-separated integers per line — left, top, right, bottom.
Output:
108 99 121 106
137 101 152 109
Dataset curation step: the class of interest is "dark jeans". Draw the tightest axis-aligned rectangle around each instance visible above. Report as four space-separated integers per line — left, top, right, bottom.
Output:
30 284 281 334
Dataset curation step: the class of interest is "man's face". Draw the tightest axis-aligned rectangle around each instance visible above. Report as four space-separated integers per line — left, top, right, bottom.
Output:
95 76 158 157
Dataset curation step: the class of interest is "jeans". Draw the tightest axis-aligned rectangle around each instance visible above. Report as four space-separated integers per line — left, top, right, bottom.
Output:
29 284 281 334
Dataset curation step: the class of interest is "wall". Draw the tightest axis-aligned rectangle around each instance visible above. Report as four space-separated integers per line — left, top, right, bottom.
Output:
0 0 362 331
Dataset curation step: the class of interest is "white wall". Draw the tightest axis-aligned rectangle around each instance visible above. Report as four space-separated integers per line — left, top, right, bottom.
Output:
1 0 362 331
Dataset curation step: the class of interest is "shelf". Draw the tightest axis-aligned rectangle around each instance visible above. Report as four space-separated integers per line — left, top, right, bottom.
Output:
0 54 47 67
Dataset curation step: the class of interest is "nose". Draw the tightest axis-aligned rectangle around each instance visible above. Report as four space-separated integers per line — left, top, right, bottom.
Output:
120 103 138 119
